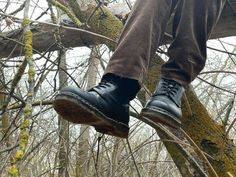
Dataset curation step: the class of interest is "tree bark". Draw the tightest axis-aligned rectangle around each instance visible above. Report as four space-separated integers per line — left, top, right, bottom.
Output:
58 50 70 177
76 46 100 177
142 55 236 176
0 66 11 168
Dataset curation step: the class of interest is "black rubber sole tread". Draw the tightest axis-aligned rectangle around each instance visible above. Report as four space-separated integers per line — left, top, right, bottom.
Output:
140 107 181 129
53 92 129 138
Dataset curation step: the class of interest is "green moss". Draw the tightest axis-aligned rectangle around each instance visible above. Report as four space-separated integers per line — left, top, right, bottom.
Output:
22 18 30 28
20 118 30 130
15 150 24 160
27 92 33 97
23 104 32 118
28 66 35 82
23 31 33 58
48 3 122 50
19 131 29 149
47 0 81 26
82 5 123 50
8 165 19 177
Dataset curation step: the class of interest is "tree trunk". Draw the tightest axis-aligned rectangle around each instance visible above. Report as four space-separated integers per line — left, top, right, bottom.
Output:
58 50 70 177
0 67 10 169
142 55 236 176
0 73 10 146
76 46 100 177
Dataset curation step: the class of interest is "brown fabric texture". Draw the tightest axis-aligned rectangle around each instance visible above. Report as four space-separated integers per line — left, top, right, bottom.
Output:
104 0 226 86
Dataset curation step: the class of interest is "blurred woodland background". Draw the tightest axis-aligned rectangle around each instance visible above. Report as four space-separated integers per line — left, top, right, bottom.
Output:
0 0 236 176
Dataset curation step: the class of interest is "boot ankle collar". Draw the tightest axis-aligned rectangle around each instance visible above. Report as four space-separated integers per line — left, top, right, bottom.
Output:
89 81 131 104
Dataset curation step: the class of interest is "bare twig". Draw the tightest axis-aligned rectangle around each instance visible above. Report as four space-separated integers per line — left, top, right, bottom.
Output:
126 139 141 177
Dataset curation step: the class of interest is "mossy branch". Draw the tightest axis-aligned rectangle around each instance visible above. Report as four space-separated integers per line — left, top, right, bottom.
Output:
0 58 27 115
8 1 35 175
143 55 236 176
47 2 63 48
67 0 83 20
47 0 82 27
81 4 123 49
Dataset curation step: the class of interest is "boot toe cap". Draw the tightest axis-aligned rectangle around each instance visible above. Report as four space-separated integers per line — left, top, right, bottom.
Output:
145 96 182 119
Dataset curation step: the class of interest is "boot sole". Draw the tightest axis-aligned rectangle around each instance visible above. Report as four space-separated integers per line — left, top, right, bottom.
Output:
140 107 181 129
53 92 129 138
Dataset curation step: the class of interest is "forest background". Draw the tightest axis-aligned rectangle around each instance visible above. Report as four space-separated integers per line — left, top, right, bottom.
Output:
0 0 236 176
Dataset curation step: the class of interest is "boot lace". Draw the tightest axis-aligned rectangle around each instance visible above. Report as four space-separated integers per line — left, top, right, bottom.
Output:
89 81 129 104
89 81 113 92
155 79 179 98
96 81 111 89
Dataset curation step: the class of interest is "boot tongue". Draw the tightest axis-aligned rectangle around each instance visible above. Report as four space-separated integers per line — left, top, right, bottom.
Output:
155 78 184 107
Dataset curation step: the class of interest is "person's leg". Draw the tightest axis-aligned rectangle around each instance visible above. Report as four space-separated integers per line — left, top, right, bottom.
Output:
141 0 226 128
162 0 226 85
53 0 175 138
104 0 175 83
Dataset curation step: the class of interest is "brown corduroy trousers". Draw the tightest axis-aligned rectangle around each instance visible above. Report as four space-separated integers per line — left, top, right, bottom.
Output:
104 0 225 86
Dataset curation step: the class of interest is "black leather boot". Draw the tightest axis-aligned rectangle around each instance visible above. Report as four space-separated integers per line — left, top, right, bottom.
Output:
140 78 184 128
53 75 140 138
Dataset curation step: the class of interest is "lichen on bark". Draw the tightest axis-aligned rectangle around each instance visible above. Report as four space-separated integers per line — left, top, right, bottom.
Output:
82 4 123 49
47 0 81 27
8 13 34 176
23 31 33 59
144 54 236 176
182 88 236 176
7 164 19 177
